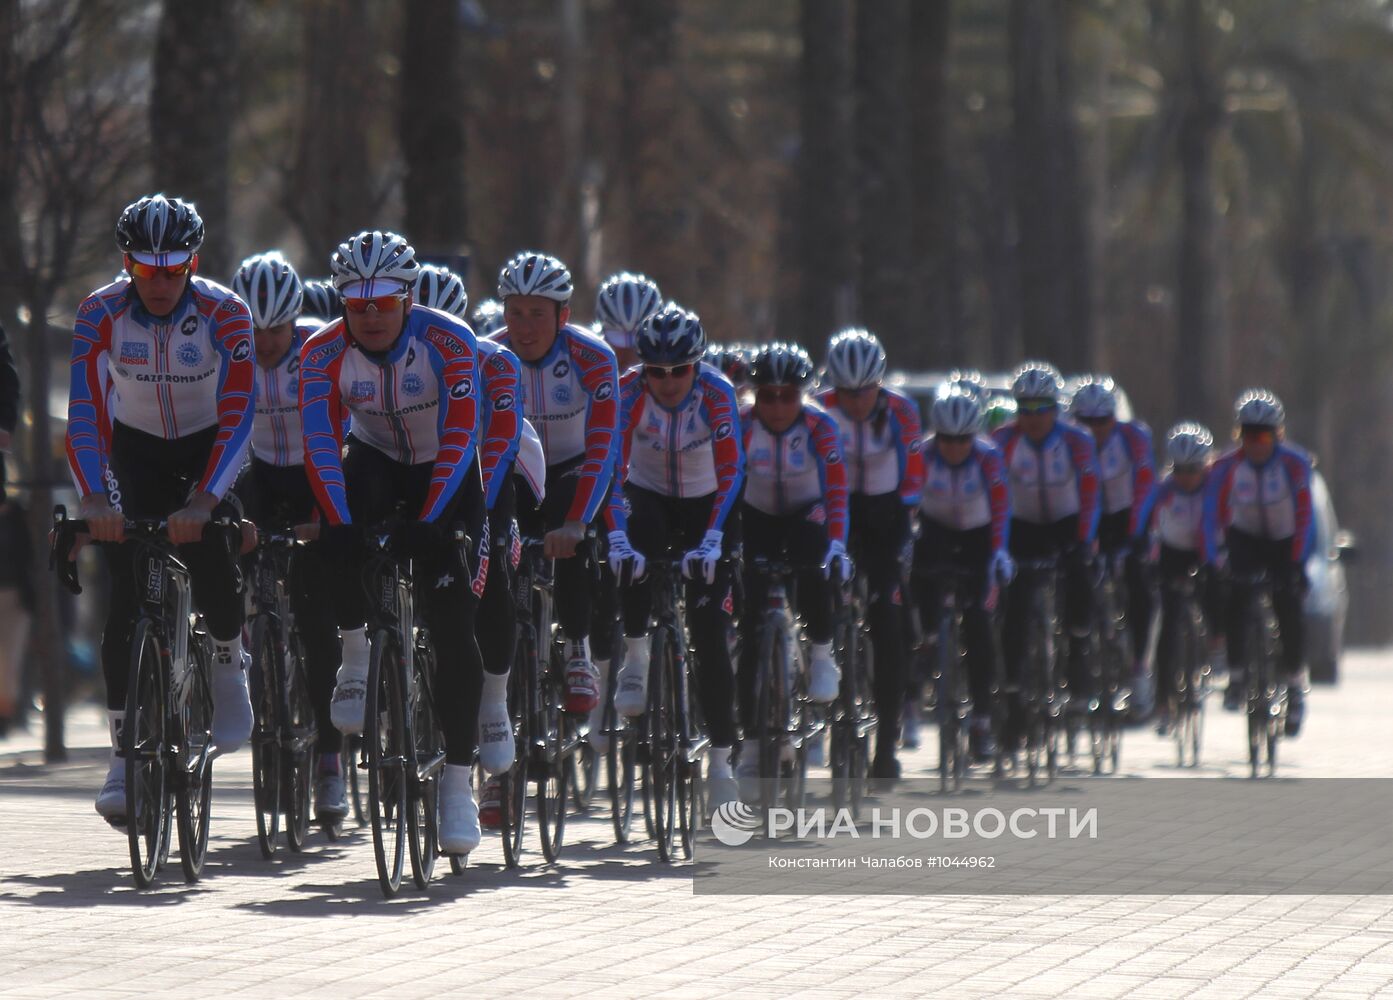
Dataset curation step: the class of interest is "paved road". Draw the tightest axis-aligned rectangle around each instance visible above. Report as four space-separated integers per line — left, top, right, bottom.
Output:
2 653 1393 999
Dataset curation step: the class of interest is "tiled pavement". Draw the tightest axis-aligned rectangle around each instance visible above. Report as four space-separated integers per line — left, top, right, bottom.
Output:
2 652 1392 999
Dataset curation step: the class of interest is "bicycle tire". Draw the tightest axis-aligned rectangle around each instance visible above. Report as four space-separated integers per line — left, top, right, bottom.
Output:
176 631 214 883
283 632 315 851
125 618 168 889
937 606 960 793
248 615 282 859
367 632 408 897
605 693 637 844
501 625 532 868
345 734 365 825
536 638 569 864
408 640 441 889
755 615 790 832
784 638 809 813
648 626 677 861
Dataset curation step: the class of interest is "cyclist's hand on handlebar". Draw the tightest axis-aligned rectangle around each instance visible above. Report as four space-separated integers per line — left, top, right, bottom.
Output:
990 550 1016 585
608 529 646 584
168 491 218 545
295 521 321 543
823 539 854 583
682 529 723 585
79 492 124 543
544 520 587 559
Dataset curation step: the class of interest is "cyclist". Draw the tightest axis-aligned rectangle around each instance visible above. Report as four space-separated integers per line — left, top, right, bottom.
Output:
490 251 620 717
735 343 852 798
983 395 1017 433
1202 389 1312 736
595 271 662 373
815 328 923 779
993 361 1100 746
587 271 664 748
231 250 352 821
915 386 1012 762
1136 422 1222 735
945 367 988 404
471 298 506 339
1070 376 1157 716
301 278 341 324
67 193 255 822
604 303 744 805
706 342 754 406
300 230 488 854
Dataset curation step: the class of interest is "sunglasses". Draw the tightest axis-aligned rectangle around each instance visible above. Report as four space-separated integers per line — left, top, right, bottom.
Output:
1240 426 1275 440
125 255 194 280
757 386 801 405
343 293 408 314
644 363 694 380
1016 400 1058 415
1078 415 1113 426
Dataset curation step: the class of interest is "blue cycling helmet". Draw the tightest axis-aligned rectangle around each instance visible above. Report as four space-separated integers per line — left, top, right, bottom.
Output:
300 278 340 321
637 302 706 366
750 342 815 388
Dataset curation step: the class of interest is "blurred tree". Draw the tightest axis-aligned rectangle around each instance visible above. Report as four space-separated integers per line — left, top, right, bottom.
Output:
796 0 855 341
151 0 237 276
399 0 467 256
855 0 913 351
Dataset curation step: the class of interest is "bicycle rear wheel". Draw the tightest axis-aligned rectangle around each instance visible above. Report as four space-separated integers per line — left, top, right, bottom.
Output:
536 641 570 864
367 633 408 896
125 619 168 889
283 634 315 850
937 609 964 793
249 616 282 859
755 618 789 832
605 692 637 843
408 643 441 889
647 628 678 861
176 633 214 883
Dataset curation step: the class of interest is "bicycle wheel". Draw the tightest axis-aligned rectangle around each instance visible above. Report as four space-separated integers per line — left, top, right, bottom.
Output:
344 734 366 825
851 621 873 817
248 616 282 859
605 686 637 844
367 632 408 896
755 617 789 831
937 607 961 793
176 632 214 884
283 633 315 851
408 642 441 889
502 629 531 868
647 627 678 861
124 618 168 889
536 641 570 864
784 639 809 813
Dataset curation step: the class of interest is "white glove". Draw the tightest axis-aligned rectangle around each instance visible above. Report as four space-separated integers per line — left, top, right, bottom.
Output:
682 530 724 585
990 550 1016 586
823 539 853 582
607 530 646 582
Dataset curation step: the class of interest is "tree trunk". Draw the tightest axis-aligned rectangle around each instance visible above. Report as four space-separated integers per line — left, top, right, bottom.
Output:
1175 0 1224 425
797 0 856 339
614 0 689 297
855 0 914 351
1009 0 1091 368
909 0 957 367
151 0 237 276
399 0 467 257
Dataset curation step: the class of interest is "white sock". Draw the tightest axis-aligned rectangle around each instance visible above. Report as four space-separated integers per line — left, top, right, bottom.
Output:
811 641 833 660
482 668 509 701
213 635 244 671
107 710 125 756
340 627 368 674
709 745 733 777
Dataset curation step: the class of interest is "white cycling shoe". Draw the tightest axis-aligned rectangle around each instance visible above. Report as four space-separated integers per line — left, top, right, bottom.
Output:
330 629 371 736
95 711 126 823
807 642 840 704
477 670 514 775
613 637 650 718
439 763 481 855
212 646 253 756
586 658 612 755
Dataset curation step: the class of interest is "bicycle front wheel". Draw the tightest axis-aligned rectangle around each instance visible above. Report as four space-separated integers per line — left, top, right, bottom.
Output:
124 618 169 890
536 641 570 864
367 633 408 896
176 632 214 883
248 616 282 859
408 642 441 889
649 627 679 861
283 633 315 850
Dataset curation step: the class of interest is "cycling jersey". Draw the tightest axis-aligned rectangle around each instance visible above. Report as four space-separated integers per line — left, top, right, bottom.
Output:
1091 420 1155 533
992 421 1100 542
815 386 924 503
68 275 254 499
1137 475 1205 553
491 322 618 524
299 304 479 525
741 401 848 543
1202 444 1314 564
919 435 1010 556
477 337 523 511
608 363 743 533
250 317 322 467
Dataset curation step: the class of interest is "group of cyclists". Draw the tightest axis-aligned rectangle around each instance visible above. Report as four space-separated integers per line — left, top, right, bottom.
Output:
61 192 1316 863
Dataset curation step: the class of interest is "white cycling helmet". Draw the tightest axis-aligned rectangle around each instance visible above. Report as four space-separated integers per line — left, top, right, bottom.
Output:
232 251 304 329
1011 360 1064 402
595 272 662 336
471 298 506 338
497 250 573 305
1235 388 1284 428
1070 376 1118 419
931 386 984 436
330 230 418 294
414 264 469 319
824 328 886 390
946 368 988 401
1166 422 1214 467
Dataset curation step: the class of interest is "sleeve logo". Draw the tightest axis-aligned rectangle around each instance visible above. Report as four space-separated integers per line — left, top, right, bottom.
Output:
594 380 614 402
450 378 473 400
231 341 252 362
495 391 515 411
714 422 733 441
